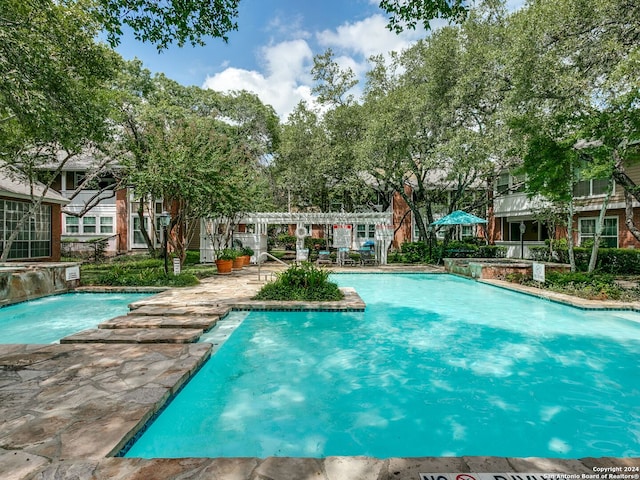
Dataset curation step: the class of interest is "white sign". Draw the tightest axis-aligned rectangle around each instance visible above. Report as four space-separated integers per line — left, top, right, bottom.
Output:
65 266 80 281
532 262 545 282
332 224 352 248
173 258 181 275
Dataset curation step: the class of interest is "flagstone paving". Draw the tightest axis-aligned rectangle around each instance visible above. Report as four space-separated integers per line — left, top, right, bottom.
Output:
1 264 638 479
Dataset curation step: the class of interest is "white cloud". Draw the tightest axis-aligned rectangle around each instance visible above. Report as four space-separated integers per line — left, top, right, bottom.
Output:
317 14 423 59
202 39 316 120
202 14 424 120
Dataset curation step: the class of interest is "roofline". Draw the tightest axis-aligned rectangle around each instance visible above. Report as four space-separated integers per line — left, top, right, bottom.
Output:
0 191 69 205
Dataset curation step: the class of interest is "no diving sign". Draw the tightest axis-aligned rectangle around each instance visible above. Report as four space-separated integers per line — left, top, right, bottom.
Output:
420 474 570 480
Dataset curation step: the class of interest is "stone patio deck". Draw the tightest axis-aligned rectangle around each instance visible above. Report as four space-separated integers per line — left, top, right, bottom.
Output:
1 264 638 479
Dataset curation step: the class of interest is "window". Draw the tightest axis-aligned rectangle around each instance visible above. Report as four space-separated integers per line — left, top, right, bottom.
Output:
132 216 154 247
356 224 375 239
461 225 474 238
65 214 114 235
82 216 96 234
65 216 79 234
573 179 611 197
100 217 113 234
496 172 525 194
0 200 51 259
579 217 618 248
496 173 510 194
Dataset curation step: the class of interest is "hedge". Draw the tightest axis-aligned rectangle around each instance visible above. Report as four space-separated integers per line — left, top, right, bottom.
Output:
549 247 640 274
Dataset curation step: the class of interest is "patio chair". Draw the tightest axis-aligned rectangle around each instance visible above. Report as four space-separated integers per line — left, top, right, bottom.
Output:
316 250 332 266
359 249 377 266
337 247 357 267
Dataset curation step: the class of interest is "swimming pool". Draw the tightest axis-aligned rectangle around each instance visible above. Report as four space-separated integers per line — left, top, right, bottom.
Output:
0 292 152 343
124 273 640 459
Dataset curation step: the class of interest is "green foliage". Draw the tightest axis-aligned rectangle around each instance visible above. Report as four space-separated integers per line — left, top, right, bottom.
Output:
0 0 118 157
529 246 551 262
184 250 201 265
275 234 297 250
93 0 240 50
400 241 431 263
389 241 506 264
216 248 238 261
80 256 205 287
254 262 344 301
544 271 622 300
547 247 640 275
379 0 468 33
92 267 199 287
241 246 254 256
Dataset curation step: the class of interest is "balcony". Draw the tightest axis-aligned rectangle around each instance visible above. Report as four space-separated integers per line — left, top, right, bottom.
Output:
493 192 549 217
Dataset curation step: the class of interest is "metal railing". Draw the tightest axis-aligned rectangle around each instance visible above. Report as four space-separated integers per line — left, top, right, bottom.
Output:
256 251 287 281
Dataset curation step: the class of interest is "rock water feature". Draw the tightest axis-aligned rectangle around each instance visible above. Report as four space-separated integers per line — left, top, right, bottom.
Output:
0 262 81 306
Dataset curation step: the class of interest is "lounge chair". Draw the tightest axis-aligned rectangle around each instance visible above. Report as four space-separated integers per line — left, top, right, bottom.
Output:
316 250 332 266
337 247 357 267
359 249 377 266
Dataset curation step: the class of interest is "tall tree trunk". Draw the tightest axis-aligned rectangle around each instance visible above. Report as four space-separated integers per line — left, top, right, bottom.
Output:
567 199 576 272
612 151 640 242
623 189 640 241
587 178 615 273
136 198 156 255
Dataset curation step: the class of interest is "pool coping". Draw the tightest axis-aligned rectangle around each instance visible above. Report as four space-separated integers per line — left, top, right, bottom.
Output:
1 266 639 478
479 278 640 312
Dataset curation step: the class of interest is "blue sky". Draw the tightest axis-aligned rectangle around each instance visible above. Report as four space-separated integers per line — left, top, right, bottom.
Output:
114 0 426 119
114 0 524 120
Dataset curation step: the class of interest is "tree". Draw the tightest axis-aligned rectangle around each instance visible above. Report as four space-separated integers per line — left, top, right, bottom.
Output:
92 0 240 50
129 116 269 262
0 0 120 260
357 5 509 244
379 0 468 33
508 0 639 270
115 63 277 259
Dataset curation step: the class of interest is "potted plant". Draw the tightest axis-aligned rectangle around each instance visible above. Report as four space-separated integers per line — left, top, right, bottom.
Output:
241 246 254 266
231 248 245 270
215 248 237 275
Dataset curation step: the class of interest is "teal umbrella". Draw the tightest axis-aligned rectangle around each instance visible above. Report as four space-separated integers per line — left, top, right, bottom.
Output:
430 210 488 226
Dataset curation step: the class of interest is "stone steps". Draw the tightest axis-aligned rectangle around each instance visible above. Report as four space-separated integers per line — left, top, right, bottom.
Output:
128 305 230 317
99 314 218 331
60 328 203 344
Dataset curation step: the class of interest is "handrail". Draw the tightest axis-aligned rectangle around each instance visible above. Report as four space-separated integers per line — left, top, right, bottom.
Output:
256 251 288 281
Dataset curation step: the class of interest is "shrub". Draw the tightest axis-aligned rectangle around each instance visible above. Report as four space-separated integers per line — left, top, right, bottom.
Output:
553 247 640 274
477 245 507 258
400 241 430 263
276 234 296 250
184 250 201 265
253 262 344 301
544 271 622 299
529 246 550 262
92 266 199 287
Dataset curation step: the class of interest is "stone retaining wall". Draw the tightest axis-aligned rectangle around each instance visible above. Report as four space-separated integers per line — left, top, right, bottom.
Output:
0 262 81 306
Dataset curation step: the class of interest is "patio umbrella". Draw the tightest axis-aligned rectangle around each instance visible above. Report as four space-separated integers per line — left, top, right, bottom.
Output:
430 210 488 226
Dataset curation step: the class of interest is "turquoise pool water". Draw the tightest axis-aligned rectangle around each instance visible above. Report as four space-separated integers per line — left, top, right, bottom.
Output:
124 274 640 459
0 292 151 343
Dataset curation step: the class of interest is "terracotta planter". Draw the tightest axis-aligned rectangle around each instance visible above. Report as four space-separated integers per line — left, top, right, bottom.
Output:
241 255 251 266
232 257 244 270
215 259 233 275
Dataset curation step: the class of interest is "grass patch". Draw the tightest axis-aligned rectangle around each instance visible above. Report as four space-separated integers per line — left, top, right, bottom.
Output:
253 262 344 301
80 252 216 287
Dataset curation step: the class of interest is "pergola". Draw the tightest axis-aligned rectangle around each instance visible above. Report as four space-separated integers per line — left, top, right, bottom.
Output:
200 211 394 264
